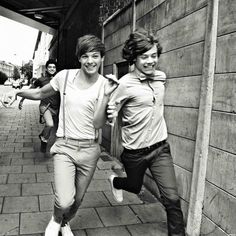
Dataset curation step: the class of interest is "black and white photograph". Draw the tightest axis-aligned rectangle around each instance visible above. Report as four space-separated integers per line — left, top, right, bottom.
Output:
0 1 235 236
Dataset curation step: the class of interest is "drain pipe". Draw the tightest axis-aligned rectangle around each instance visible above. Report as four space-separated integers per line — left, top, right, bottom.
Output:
186 0 219 235
131 0 136 32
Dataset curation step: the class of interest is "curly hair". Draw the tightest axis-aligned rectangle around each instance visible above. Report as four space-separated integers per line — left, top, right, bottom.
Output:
75 34 105 58
122 28 162 65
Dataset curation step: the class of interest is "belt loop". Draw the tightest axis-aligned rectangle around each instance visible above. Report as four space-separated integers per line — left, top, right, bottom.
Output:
65 137 68 144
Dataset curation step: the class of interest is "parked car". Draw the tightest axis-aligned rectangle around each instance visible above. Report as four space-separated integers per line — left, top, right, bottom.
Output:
12 79 23 89
4 80 12 86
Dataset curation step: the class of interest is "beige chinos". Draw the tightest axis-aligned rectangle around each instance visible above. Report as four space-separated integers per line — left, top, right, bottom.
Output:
50 138 101 224
49 69 106 225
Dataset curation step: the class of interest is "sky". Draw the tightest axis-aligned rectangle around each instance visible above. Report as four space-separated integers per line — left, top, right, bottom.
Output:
0 16 38 65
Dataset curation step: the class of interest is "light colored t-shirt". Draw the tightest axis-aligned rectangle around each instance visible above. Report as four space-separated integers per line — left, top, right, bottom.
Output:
50 69 106 140
109 70 168 150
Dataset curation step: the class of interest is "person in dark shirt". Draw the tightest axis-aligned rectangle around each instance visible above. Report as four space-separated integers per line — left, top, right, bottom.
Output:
19 59 60 153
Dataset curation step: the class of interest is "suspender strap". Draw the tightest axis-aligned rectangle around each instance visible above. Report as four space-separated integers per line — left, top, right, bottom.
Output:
63 70 69 138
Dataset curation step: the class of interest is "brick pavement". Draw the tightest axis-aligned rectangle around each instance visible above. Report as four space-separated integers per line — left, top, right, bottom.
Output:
0 95 168 236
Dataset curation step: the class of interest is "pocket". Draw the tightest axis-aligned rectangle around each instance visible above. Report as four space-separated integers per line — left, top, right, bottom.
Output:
49 139 62 155
49 144 55 155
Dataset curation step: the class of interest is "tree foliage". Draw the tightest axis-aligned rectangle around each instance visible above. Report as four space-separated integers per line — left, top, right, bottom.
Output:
21 61 33 79
0 71 8 84
13 66 20 80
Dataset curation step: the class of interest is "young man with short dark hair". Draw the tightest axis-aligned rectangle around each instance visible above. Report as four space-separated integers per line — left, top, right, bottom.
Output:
3 34 118 236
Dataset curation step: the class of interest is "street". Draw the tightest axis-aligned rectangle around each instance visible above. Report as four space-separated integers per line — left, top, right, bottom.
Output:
0 85 168 236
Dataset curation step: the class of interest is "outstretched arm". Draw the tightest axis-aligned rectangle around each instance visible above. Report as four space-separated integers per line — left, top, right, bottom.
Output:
2 83 56 107
18 84 36 110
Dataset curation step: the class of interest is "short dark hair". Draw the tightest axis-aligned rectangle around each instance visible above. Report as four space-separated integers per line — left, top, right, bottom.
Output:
122 28 162 65
75 34 105 58
45 59 57 68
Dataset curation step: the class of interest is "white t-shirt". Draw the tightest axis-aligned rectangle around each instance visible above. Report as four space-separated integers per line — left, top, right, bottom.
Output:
50 69 106 140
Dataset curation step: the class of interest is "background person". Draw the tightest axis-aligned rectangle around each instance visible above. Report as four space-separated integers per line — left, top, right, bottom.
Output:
19 59 60 153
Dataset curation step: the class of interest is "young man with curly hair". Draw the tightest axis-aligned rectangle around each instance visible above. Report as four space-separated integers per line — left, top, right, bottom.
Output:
96 29 186 236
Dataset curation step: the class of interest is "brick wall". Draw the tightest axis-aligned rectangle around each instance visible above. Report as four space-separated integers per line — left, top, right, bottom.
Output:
99 0 132 24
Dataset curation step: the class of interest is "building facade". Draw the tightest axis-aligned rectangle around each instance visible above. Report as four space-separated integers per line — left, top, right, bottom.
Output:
0 60 14 78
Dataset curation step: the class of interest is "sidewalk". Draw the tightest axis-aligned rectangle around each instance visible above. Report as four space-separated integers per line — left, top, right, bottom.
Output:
0 99 168 236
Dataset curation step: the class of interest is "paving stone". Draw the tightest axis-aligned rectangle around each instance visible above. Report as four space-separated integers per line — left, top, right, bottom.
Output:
0 156 11 165
20 212 52 235
80 192 110 208
0 184 21 196
127 222 168 236
15 140 33 146
15 147 35 152
86 225 130 236
138 187 159 204
23 165 48 173
23 142 34 147
8 173 36 183
39 195 54 211
96 206 140 227
34 157 53 165
93 169 113 179
24 152 43 159
3 196 39 213
4 142 23 148
11 158 35 165
36 173 54 183
0 166 22 174
22 183 53 196
24 135 39 139
1 153 23 159
70 208 103 230
0 135 7 141
0 174 7 184
104 190 143 206
130 202 166 223
72 229 87 236
96 159 117 170
20 234 42 236
0 213 19 236
87 179 110 192
0 147 14 152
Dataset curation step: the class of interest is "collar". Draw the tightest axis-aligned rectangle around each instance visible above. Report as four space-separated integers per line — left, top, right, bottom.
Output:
134 69 166 81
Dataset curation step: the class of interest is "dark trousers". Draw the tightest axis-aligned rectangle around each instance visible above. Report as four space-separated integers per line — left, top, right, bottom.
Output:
113 141 185 236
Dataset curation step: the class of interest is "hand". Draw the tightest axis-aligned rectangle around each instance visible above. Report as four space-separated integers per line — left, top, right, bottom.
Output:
107 101 120 126
18 101 23 110
104 74 119 96
1 91 17 107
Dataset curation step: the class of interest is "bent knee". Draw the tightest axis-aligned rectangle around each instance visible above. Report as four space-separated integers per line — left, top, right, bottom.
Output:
128 185 142 194
162 193 181 208
45 122 54 128
56 198 74 209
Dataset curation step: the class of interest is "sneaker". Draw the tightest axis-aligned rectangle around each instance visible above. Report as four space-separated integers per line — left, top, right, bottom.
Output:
45 216 60 236
61 222 74 236
109 174 123 202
